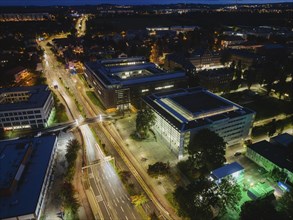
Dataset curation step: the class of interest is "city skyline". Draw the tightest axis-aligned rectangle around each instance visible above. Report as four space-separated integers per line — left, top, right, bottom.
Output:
0 0 292 6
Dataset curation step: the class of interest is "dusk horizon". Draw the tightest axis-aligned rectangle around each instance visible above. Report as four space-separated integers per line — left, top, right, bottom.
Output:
0 0 292 6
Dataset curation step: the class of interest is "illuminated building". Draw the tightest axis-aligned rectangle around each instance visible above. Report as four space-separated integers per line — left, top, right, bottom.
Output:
0 85 54 130
210 162 244 184
143 87 255 159
0 135 57 220
84 57 187 110
246 133 293 183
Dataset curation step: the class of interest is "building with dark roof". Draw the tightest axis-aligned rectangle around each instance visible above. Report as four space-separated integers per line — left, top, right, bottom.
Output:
0 135 57 220
230 49 264 68
143 87 255 159
0 85 54 130
84 57 187 110
189 49 223 71
246 133 293 183
164 53 196 76
198 68 234 92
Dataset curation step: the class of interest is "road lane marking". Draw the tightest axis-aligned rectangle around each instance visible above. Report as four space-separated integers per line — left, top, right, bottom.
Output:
125 216 128 220
120 206 124 212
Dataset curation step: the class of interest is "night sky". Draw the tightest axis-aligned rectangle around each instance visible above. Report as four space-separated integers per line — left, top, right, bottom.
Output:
0 0 292 6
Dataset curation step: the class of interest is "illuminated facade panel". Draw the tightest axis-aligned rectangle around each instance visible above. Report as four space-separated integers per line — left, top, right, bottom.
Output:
143 87 255 159
0 85 54 130
84 57 187 110
246 134 293 183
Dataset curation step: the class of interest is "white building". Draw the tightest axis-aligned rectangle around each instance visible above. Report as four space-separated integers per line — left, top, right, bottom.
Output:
143 87 255 159
0 135 58 220
0 85 54 130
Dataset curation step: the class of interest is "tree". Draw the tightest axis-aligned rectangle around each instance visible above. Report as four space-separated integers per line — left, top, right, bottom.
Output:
60 182 80 219
188 129 226 170
173 178 217 220
268 119 277 137
244 68 255 90
147 161 170 178
271 167 287 182
65 139 81 181
240 197 281 220
131 194 148 207
135 107 155 139
118 170 131 183
278 190 293 219
215 177 242 217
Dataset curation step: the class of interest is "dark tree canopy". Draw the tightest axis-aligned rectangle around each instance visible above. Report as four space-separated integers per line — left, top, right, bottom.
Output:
188 129 226 170
240 197 282 220
136 107 155 138
278 189 293 219
174 177 241 220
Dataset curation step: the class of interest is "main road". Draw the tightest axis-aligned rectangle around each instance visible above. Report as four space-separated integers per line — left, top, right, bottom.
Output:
40 39 141 220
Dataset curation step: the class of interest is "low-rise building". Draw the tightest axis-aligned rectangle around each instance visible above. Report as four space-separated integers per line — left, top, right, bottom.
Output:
84 57 187 110
0 135 57 220
0 85 54 130
246 133 293 183
143 87 255 159
220 35 246 48
211 162 244 184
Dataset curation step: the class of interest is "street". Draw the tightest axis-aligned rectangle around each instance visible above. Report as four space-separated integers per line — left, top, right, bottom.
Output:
40 39 141 220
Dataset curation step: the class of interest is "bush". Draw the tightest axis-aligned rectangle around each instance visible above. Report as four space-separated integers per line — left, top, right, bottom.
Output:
147 162 170 178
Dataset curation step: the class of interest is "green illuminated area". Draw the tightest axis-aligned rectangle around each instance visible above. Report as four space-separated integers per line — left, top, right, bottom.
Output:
46 107 56 127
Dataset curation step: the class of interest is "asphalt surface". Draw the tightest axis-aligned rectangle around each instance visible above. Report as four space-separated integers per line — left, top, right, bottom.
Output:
40 40 141 220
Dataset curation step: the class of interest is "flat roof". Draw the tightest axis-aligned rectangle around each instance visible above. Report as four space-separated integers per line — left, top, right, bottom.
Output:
170 91 231 116
0 85 51 111
211 162 244 180
0 135 57 219
248 182 274 199
248 136 293 173
85 57 186 87
270 133 293 147
143 87 254 131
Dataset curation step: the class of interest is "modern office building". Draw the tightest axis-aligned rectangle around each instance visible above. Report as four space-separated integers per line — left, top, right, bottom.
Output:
246 133 293 183
143 87 255 159
0 85 54 130
0 135 57 220
84 57 187 110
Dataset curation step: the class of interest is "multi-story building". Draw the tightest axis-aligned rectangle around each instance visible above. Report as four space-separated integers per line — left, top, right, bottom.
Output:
0 135 57 220
230 49 264 68
246 133 293 183
0 13 52 22
164 53 196 76
84 57 187 110
0 85 54 130
143 87 255 159
198 68 234 92
188 49 223 71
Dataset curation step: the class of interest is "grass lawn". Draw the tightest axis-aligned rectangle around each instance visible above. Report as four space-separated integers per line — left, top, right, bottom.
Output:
55 103 69 123
86 91 105 110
